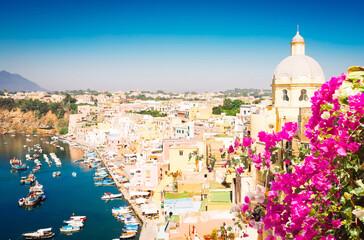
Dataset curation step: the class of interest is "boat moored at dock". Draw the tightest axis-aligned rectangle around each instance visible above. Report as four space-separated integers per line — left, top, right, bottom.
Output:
101 192 122 200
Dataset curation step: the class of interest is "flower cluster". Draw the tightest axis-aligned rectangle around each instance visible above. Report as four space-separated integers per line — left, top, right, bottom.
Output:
223 67 364 240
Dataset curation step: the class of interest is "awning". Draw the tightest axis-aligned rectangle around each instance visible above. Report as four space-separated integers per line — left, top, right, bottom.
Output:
130 191 150 197
135 198 146 204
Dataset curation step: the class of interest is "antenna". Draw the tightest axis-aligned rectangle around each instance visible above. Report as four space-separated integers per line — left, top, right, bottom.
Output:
297 24 299 33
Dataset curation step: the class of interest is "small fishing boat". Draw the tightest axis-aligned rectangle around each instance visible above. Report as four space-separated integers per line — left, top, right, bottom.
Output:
60 225 81 233
64 220 84 228
101 179 115 185
101 192 122 200
22 228 55 239
52 172 61 177
74 158 83 163
72 172 77 177
119 231 137 239
10 158 28 170
32 166 41 172
20 174 36 184
94 175 108 181
70 216 87 221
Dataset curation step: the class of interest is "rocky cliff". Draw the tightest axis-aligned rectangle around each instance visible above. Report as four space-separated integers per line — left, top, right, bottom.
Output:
0 109 67 135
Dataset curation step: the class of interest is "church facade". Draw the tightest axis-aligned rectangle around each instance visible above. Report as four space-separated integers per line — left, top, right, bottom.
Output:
251 30 325 139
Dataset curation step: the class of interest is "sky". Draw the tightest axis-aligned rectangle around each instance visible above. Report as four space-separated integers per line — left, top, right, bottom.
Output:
0 0 363 92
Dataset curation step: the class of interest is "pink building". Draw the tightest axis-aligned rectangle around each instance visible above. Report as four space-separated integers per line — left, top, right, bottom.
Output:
129 163 159 191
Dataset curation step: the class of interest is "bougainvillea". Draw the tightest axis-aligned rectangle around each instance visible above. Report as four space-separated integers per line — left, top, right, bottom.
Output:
219 67 364 240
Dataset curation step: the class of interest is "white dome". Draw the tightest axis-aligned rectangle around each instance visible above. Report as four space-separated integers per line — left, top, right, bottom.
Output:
273 55 325 81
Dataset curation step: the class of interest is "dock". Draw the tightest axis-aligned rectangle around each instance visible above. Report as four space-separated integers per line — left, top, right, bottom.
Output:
64 137 159 239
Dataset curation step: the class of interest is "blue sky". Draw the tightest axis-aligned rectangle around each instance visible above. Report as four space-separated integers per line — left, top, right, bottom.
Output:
0 0 363 92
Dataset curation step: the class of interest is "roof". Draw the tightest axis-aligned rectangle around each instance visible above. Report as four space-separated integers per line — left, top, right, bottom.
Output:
292 31 304 42
274 55 325 81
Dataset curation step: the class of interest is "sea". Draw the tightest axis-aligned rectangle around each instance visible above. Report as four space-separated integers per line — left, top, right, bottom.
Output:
0 134 140 240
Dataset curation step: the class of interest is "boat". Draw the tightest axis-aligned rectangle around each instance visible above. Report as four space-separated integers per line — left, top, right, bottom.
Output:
101 179 115 185
60 225 81 233
112 208 132 215
64 220 84 228
23 194 42 206
20 174 36 184
32 166 41 172
74 158 83 162
18 198 24 206
119 231 137 239
94 175 108 181
22 228 55 239
10 158 28 170
52 171 61 177
72 172 77 177
70 216 87 221
101 192 122 200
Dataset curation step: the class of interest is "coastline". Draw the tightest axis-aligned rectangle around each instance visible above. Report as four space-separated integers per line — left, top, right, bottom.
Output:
61 136 159 240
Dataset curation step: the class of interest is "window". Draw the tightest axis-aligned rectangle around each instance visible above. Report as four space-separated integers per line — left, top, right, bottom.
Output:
282 89 289 101
299 89 308 101
179 150 183 156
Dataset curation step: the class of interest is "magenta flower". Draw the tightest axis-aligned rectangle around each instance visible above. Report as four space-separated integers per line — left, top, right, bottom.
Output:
242 232 249 238
241 204 250 213
257 229 262 234
234 140 240 148
332 219 341 229
228 145 234 153
236 167 244 174
244 196 250 203
219 148 223 153
242 137 255 147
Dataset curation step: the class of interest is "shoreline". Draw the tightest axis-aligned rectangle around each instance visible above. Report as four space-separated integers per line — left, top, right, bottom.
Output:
61 136 157 239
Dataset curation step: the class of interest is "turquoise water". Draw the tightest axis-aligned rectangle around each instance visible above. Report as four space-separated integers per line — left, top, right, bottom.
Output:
0 134 140 240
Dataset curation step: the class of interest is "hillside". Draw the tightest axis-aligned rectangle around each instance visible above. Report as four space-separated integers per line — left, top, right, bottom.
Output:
0 70 47 92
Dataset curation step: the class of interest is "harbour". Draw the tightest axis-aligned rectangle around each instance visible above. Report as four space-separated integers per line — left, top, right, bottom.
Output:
0 134 141 240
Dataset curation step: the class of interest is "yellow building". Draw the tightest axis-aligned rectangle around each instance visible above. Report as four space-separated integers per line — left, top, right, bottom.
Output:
169 145 198 172
189 105 213 121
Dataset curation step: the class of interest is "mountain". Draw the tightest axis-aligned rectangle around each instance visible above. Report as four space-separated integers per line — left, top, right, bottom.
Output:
0 70 47 92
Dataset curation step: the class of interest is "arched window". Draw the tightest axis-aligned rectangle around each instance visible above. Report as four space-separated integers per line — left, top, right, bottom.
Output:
282 89 289 101
299 89 308 101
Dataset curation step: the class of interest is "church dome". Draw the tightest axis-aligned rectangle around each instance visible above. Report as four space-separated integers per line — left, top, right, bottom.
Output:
273 55 325 82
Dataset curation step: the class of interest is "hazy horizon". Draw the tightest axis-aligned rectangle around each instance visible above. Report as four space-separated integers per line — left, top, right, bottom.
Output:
0 0 363 92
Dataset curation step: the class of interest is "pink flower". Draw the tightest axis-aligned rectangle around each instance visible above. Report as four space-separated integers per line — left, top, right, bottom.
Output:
228 145 235 153
257 229 262 234
242 137 255 147
268 191 277 199
332 219 341 229
234 140 240 148
242 232 249 238
219 148 223 153
241 204 250 212
236 167 244 174
244 196 250 203
284 160 290 164
266 236 276 240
